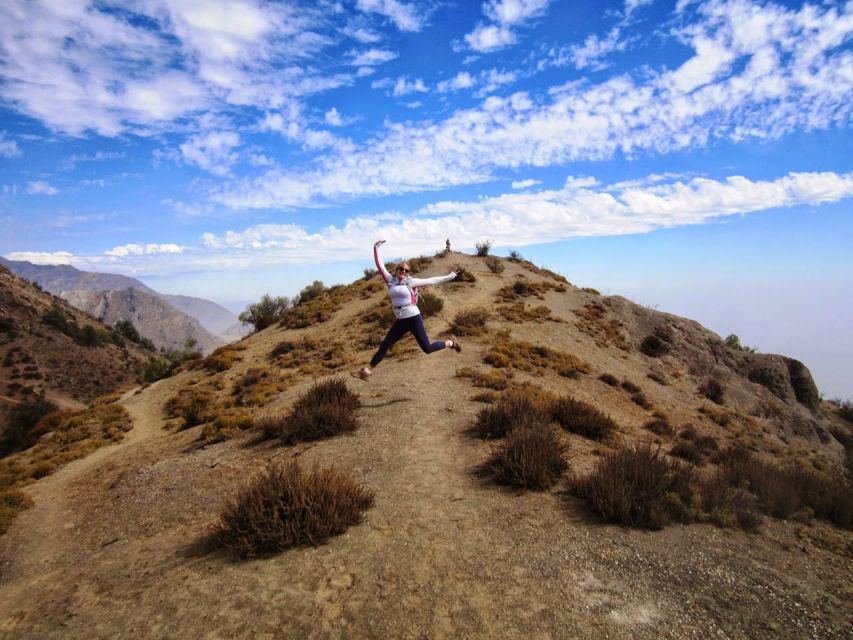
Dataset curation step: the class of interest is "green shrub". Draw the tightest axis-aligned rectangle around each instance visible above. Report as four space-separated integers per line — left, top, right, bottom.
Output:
140 357 171 383
239 294 291 332
294 280 326 306
216 461 374 558
485 423 567 490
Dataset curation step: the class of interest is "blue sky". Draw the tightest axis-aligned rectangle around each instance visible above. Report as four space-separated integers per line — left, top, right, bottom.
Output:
0 0 851 396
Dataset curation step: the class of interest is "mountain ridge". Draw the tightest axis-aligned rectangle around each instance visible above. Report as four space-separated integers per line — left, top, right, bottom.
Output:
0 250 850 637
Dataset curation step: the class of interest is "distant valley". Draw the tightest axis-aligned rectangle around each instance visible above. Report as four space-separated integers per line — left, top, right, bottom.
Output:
0 258 246 353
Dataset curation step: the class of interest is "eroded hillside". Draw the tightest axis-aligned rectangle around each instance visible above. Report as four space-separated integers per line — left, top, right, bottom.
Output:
0 251 850 639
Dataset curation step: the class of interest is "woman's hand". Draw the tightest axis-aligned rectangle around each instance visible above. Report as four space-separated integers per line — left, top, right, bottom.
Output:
449 271 458 279
374 239 386 247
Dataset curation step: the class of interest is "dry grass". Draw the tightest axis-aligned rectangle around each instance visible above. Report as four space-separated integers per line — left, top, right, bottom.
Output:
199 345 245 373
570 442 693 529
599 373 619 387
279 285 355 329
496 278 562 302
216 461 374 559
700 379 726 405
573 301 631 351
274 377 361 444
495 302 554 323
699 403 731 427
472 387 555 439
165 388 215 430
199 413 254 444
550 396 617 441
450 308 490 337
0 400 132 531
231 367 290 408
270 338 352 375
484 423 568 490
484 336 591 378
417 290 444 318
643 416 676 438
455 367 514 390
484 256 504 273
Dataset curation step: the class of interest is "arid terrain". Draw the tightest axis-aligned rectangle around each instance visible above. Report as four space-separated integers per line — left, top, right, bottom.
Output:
1 251 850 639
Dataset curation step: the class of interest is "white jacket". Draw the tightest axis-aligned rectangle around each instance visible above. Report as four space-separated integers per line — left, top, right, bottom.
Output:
374 244 455 319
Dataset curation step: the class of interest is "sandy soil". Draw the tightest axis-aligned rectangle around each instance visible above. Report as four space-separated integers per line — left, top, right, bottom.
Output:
0 253 851 638
0 351 851 639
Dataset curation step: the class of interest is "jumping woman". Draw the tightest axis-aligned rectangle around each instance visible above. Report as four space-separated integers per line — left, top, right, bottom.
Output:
355 240 461 381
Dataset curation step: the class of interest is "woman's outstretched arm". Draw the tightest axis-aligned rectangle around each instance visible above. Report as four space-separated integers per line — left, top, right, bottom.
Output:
411 272 457 287
373 240 393 285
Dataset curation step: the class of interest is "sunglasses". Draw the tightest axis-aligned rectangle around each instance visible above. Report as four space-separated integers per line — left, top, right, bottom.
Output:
397 267 410 273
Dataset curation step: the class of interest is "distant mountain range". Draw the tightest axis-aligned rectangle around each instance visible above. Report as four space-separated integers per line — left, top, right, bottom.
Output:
0 258 247 353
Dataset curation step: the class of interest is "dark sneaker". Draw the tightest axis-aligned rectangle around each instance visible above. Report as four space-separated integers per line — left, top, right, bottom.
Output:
450 335 462 353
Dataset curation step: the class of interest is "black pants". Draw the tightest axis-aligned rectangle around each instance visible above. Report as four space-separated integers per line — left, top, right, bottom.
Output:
370 314 445 368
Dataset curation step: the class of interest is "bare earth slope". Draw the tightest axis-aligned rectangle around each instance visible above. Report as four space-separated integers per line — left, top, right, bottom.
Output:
0 252 850 638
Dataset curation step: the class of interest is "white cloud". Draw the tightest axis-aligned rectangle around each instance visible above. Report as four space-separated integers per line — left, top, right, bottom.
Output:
485 0 552 25
5 251 76 265
104 243 184 257
342 25 382 43
511 179 541 188
465 0 551 52
26 180 59 195
325 108 344 126
625 0 655 17
569 28 628 70
392 77 428 97
261 110 351 153
179 131 241 176
0 132 21 158
465 24 517 52
214 0 853 210
437 72 476 93
349 48 399 66
15 170 853 276
476 69 518 96
0 1 340 136
355 0 424 32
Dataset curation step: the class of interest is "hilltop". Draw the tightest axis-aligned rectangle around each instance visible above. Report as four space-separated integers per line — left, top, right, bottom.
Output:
0 250 850 638
0 258 241 350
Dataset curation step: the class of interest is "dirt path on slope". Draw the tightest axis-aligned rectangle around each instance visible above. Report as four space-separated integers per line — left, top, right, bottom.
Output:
0 351 851 639
0 380 174 589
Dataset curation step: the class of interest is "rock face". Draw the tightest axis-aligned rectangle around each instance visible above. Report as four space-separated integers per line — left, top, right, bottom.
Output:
0 258 237 351
60 289 224 354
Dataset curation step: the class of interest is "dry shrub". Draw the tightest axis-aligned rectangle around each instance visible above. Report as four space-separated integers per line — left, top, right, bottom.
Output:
484 337 590 378
484 256 505 273
270 338 351 375
472 391 499 404
279 285 354 329
620 379 640 393
599 373 619 387
495 302 553 323
714 449 852 527
700 379 726 405
573 301 630 351
485 423 567 490
417 290 444 318
571 442 693 529
453 268 477 283
456 366 514 390
473 387 554 439
0 489 33 534
640 327 673 358
671 440 704 464
475 240 493 256
216 461 374 559
450 308 489 336
200 413 253 444
200 346 244 372
551 396 617 441
496 278 555 302
699 404 730 427
631 392 652 409
647 371 668 386
279 378 361 444
253 413 287 440
644 416 675 438
838 399 853 423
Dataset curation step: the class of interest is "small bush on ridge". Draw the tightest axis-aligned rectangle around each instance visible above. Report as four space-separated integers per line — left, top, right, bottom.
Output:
216 461 374 558
484 256 504 273
475 240 493 256
485 423 567 490
278 378 360 444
